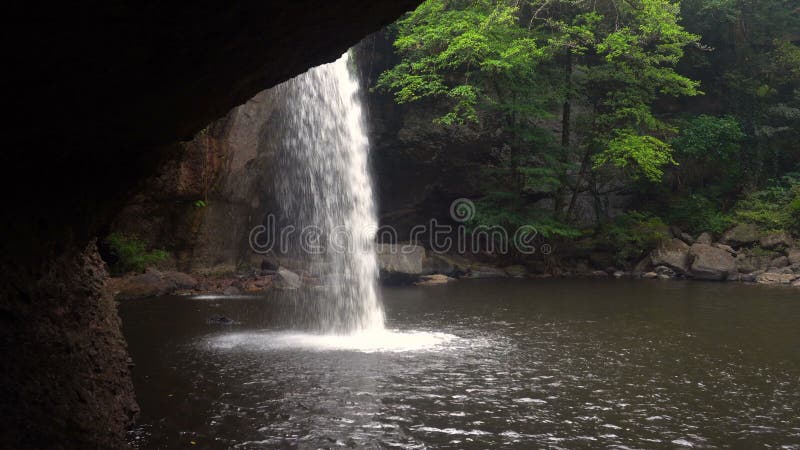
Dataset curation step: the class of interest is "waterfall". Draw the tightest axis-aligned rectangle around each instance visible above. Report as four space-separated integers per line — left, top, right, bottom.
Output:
271 51 384 334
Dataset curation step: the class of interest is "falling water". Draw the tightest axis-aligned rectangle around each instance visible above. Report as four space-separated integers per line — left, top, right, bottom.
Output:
271 51 384 334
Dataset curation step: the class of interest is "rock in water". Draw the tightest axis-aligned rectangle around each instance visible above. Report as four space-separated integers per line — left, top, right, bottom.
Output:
275 267 302 290
689 244 737 281
415 274 456 286
654 266 676 279
650 238 691 274
503 265 528 278
376 244 426 275
222 286 241 296
466 266 509 279
756 272 799 285
207 314 240 325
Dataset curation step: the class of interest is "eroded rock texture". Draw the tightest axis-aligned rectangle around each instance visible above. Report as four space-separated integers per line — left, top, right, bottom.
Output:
0 241 138 449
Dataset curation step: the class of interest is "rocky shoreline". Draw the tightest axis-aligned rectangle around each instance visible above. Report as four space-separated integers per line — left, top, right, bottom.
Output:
109 225 800 300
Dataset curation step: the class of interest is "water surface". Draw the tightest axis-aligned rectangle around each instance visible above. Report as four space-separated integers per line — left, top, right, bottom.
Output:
121 279 800 449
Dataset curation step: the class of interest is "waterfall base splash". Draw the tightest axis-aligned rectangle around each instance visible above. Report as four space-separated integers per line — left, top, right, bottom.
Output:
209 330 458 353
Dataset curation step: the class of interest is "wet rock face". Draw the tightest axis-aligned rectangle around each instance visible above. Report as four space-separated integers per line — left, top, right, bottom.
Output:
0 242 138 449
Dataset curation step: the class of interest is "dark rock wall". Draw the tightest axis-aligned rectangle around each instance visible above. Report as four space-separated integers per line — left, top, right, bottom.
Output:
0 241 138 449
1 1 421 447
112 90 281 271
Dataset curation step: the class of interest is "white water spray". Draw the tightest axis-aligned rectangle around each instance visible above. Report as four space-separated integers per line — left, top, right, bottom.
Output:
271 51 384 334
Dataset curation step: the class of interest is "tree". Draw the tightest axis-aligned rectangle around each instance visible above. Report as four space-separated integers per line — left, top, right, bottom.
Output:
377 0 700 225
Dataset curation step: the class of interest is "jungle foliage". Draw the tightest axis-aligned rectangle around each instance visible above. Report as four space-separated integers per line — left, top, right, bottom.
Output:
377 0 800 242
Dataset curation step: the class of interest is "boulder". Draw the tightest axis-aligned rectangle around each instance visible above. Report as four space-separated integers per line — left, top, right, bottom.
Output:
696 232 714 245
759 232 794 250
769 266 796 275
207 314 240 325
633 257 652 275
655 266 676 278
650 238 691 274
642 272 658 279
680 233 695 245
503 265 528 278
713 243 737 255
116 279 177 300
274 267 302 290
465 266 509 279
376 243 426 276
415 274 456 286
422 253 457 275
588 270 610 278
789 249 800 265
721 224 761 247
735 254 758 274
115 273 176 300
740 272 760 283
735 248 782 274
756 272 799 285
689 244 737 281
162 271 198 289
222 286 241 295
769 256 790 269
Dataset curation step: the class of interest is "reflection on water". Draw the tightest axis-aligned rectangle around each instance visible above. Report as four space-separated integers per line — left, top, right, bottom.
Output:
121 279 800 449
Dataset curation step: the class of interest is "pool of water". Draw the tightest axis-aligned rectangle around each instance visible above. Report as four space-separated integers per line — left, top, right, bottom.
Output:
120 279 800 449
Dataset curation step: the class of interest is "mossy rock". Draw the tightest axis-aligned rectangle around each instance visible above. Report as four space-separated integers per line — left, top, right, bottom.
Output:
721 224 762 247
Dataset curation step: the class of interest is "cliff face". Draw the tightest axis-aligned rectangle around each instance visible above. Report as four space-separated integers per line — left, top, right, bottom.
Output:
0 1 422 447
112 90 281 271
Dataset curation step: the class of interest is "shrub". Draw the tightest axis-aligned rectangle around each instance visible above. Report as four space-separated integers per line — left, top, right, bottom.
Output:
733 173 800 232
597 212 670 266
663 194 734 235
105 232 169 274
785 189 800 234
471 191 581 239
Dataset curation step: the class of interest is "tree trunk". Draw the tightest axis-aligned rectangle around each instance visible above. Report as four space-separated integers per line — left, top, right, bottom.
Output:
554 49 573 218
